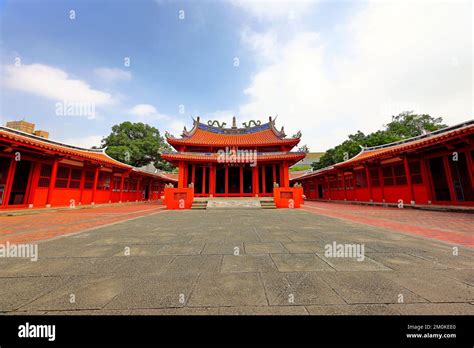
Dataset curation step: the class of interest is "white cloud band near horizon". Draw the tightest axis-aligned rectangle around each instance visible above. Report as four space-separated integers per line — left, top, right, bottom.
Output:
2 63 115 105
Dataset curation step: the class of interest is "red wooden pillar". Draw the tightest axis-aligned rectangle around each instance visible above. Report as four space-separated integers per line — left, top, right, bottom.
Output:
279 164 284 187
148 179 153 200
46 158 59 207
202 166 207 195
252 166 259 196
191 164 196 186
119 172 125 203
91 166 99 205
225 166 228 195
183 164 188 188
261 165 266 194
443 155 456 202
3 157 17 207
365 165 373 202
210 164 216 196
27 160 41 207
79 166 86 205
282 162 289 187
178 161 185 188
403 157 415 204
272 164 276 186
341 172 347 200
108 172 114 203
239 166 244 195
325 175 330 199
378 166 385 202
465 150 474 188
136 177 142 201
420 158 433 203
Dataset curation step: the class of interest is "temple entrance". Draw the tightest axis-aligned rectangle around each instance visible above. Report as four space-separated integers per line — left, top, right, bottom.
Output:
228 167 240 194
448 152 474 201
8 160 32 205
428 156 451 201
0 157 11 205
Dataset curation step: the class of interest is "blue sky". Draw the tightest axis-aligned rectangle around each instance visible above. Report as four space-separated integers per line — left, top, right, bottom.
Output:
0 0 471 150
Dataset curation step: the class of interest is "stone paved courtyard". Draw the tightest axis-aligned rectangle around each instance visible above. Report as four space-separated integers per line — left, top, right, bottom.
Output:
0 205 473 315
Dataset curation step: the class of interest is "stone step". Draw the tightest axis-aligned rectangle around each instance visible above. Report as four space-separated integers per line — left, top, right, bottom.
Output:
191 201 208 209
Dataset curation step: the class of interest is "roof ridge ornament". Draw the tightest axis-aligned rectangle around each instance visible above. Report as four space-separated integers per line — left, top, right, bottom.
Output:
207 120 227 128
292 130 302 139
242 120 262 128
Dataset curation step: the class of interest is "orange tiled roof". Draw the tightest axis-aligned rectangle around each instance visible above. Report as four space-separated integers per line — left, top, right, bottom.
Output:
161 151 306 164
0 126 178 182
166 120 300 147
291 120 474 181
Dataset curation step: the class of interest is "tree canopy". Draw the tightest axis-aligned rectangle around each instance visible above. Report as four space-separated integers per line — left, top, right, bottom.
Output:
312 112 448 170
101 121 174 171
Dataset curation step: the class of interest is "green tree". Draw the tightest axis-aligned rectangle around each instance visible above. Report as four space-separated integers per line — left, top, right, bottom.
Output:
101 121 174 171
312 112 447 170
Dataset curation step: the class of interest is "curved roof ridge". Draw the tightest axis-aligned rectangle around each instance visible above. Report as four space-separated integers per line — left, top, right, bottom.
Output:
363 119 474 152
0 125 105 153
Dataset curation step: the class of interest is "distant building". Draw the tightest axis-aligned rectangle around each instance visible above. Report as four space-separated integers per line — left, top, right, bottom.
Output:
291 152 324 169
5 120 49 139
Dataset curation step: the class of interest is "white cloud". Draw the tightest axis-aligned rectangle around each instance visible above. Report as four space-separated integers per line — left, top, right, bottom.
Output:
61 135 103 149
237 0 472 151
94 67 131 83
232 0 318 21
2 64 114 105
129 104 170 121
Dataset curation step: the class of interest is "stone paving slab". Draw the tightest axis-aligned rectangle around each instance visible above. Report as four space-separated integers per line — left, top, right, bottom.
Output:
164 255 222 274
244 242 287 254
0 207 473 315
315 253 392 271
382 271 474 303
270 254 335 272
187 273 268 307
105 274 199 310
306 304 400 315
261 272 345 306
21 275 132 311
221 255 277 273
317 272 428 304
0 277 66 312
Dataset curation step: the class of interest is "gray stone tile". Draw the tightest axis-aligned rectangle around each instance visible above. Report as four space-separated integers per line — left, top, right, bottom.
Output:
219 306 308 315
316 253 392 271
244 242 287 254
366 252 450 271
271 254 335 272
261 272 345 306
388 303 474 315
22 275 132 311
382 271 474 303
306 304 400 315
202 242 244 255
105 274 199 309
164 255 222 274
283 242 325 253
318 271 428 304
221 255 276 273
187 273 268 307
0 277 67 311
156 244 205 256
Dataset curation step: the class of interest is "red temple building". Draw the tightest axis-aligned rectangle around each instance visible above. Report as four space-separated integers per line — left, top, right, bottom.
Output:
292 120 474 207
0 124 176 209
161 117 306 199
